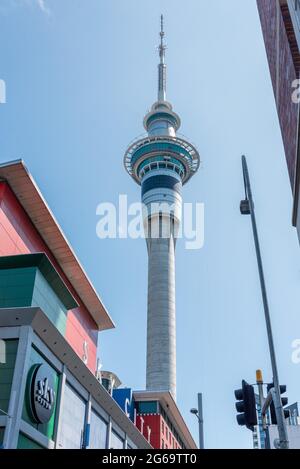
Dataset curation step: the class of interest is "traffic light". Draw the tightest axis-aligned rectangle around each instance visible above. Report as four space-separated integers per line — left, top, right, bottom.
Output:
234 380 257 431
266 383 289 424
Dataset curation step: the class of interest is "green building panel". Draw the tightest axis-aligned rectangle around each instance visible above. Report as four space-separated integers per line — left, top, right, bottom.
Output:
17 433 44 449
22 346 59 441
0 339 18 414
0 253 78 336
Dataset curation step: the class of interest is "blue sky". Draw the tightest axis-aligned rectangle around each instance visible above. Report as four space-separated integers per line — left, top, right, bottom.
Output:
1 0 300 449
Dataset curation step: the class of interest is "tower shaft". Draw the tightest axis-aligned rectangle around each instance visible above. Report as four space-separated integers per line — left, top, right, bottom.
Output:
146 217 177 398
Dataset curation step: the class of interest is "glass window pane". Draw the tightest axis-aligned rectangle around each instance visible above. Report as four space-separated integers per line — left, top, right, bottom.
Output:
58 383 86 449
137 401 158 414
294 0 300 30
89 410 107 449
110 430 124 449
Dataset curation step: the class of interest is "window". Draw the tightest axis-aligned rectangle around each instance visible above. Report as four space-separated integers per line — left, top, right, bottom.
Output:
110 429 124 449
295 0 300 16
0 428 5 447
293 0 300 31
137 401 158 414
58 383 86 449
0 340 18 415
89 410 108 449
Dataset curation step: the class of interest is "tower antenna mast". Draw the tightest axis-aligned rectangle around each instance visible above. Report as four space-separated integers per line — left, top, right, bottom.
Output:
158 14 167 101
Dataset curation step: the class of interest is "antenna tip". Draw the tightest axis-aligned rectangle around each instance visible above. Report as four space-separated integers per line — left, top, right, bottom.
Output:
160 14 164 34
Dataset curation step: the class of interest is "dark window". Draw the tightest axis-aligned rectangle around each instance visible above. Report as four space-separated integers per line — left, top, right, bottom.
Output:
137 401 158 414
142 175 182 197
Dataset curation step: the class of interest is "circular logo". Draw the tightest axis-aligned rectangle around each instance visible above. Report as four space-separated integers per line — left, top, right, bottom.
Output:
28 364 56 424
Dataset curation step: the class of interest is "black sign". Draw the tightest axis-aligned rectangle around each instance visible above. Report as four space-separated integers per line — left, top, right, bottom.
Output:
28 363 56 424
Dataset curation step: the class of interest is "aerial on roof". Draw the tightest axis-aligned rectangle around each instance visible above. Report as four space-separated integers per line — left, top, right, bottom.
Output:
0 159 115 331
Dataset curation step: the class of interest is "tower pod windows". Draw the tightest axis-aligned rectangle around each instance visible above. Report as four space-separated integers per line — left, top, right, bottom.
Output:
137 157 186 180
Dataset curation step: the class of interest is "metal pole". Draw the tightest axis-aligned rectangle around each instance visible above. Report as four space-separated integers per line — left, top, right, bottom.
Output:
256 370 265 428
256 370 268 449
241 155 289 449
197 393 204 449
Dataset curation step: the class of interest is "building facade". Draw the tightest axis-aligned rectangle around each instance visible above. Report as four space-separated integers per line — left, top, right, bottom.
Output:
111 387 197 450
257 0 300 238
0 160 151 449
134 391 197 450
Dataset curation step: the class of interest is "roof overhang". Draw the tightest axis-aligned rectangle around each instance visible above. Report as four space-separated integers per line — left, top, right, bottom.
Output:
0 159 115 331
133 390 197 449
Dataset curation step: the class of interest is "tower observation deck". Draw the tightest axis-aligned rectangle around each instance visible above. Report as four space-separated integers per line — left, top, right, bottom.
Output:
124 16 200 400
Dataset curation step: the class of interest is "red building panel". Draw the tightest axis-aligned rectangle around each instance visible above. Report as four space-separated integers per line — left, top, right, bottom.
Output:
135 414 181 449
0 181 98 372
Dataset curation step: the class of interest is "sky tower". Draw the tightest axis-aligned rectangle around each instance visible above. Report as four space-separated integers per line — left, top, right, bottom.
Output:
124 16 200 399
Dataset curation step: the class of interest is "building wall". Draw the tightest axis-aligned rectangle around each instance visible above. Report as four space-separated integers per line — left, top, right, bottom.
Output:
160 415 181 449
136 414 160 448
0 266 68 336
257 0 299 186
21 346 59 441
136 414 181 449
0 182 97 372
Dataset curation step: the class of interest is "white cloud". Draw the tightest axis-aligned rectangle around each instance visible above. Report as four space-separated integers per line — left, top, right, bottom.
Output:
36 0 50 15
0 0 51 15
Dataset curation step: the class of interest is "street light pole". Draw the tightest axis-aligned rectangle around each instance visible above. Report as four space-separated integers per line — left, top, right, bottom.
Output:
197 393 204 450
240 155 289 449
190 393 204 449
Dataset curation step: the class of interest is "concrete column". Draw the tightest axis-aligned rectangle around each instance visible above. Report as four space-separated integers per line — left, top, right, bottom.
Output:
146 215 177 399
106 416 112 449
4 326 33 449
54 365 67 448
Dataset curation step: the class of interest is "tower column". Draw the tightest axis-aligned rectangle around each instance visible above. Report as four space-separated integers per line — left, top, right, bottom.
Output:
146 216 177 399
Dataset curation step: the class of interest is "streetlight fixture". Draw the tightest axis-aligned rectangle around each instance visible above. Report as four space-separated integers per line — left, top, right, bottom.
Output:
190 393 204 449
